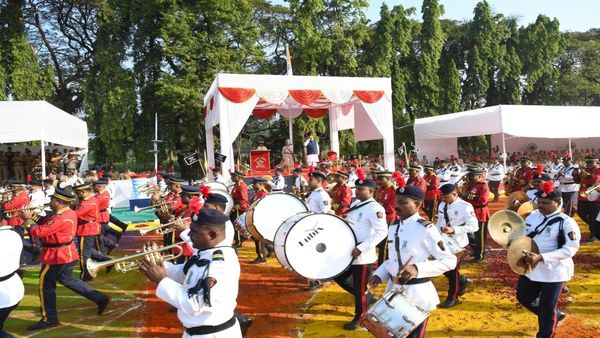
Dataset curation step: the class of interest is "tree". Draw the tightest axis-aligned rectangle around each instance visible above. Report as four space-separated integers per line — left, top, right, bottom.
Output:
558 31 600 106
439 59 461 114
488 16 521 105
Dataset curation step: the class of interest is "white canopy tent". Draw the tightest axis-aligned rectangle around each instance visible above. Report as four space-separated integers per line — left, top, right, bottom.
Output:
203 73 395 176
414 105 600 166
0 101 89 178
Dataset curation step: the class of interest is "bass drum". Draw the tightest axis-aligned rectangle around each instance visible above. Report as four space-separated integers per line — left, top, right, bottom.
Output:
274 212 357 280
202 181 230 194
246 192 308 243
208 189 234 216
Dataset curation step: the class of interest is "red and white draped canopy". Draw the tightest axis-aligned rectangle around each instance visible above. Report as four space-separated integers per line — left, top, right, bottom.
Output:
203 73 395 175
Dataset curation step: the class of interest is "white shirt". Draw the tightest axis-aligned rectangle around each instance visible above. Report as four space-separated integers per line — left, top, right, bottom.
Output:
156 241 240 335
559 166 579 193
526 188 538 204
436 167 451 182
548 163 564 187
0 226 24 308
306 187 331 213
347 172 358 188
487 163 505 182
43 186 55 204
448 164 461 184
67 174 84 186
374 213 456 311
214 174 228 185
524 209 580 283
293 175 308 191
345 198 388 265
268 174 285 191
435 198 479 248
29 189 46 208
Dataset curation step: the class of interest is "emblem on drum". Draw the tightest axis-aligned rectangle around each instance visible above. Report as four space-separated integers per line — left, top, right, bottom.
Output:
298 226 325 247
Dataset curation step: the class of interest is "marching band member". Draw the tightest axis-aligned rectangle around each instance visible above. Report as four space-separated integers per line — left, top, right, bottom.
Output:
511 157 534 192
155 177 185 251
335 176 387 331
406 165 427 192
267 167 285 192
370 185 456 338
93 179 118 254
73 183 112 281
43 178 56 204
527 174 553 205
547 156 564 188
3 181 30 231
174 185 203 262
374 171 398 266
436 184 478 308
347 162 359 197
211 167 228 185
423 165 440 221
448 156 462 184
0 211 24 337
229 171 249 247
487 156 505 202
330 171 352 216
140 208 241 338
574 156 600 241
460 168 490 262
291 167 308 197
248 178 273 264
20 189 110 331
305 172 331 214
557 156 578 216
28 180 46 215
203 193 235 246
436 160 451 185
517 182 580 338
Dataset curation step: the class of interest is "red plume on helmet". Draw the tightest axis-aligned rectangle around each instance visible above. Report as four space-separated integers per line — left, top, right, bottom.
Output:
356 168 366 181
200 185 211 199
308 166 315 173
392 171 406 188
189 196 202 214
541 181 554 195
536 164 544 176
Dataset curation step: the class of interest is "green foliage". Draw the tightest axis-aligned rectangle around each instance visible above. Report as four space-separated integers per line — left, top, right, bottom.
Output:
558 32 600 106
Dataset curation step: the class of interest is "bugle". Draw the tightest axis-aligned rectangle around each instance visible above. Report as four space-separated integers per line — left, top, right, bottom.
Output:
4 204 50 217
134 201 170 213
86 241 188 278
139 217 191 236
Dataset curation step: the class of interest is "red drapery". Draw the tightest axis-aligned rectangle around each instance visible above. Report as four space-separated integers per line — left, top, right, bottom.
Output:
218 87 256 103
289 90 322 105
252 109 278 119
304 108 328 119
353 90 384 103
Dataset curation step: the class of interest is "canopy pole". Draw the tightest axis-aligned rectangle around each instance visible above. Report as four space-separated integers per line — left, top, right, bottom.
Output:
568 138 572 158
288 116 293 150
501 133 507 169
154 113 158 174
40 140 46 179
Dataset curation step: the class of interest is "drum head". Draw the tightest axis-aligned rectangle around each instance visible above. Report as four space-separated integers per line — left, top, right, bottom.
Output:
247 192 308 243
202 182 229 193
279 213 357 280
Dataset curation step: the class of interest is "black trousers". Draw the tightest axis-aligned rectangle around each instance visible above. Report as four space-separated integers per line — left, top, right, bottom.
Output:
99 222 116 252
0 302 19 332
78 236 111 280
443 258 466 302
406 317 428 338
109 214 129 231
13 226 41 257
39 261 107 322
469 222 487 260
334 264 373 321
577 201 600 240
561 192 576 216
489 181 501 201
516 276 563 338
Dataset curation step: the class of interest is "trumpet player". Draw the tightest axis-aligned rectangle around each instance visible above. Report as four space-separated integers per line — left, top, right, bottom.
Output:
575 156 600 241
74 183 112 281
330 171 352 216
139 208 242 337
423 165 440 221
229 171 248 248
93 179 118 254
3 181 30 230
460 168 490 262
154 177 185 251
19 188 110 331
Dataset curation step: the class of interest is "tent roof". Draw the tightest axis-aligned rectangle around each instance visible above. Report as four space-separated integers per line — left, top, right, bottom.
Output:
414 105 600 140
0 101 88 148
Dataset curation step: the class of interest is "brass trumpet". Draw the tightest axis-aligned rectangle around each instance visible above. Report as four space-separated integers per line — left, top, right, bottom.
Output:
137 185 161 194
4 204 50 217
86 241 187 277
139 217 191 236
134 201 170 213
582 182 600 199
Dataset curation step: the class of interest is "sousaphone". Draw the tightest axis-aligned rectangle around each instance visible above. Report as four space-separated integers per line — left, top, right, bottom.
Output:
488 210 525 247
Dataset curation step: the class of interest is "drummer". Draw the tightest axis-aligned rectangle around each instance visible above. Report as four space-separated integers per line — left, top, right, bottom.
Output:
517 183 580 338
369 185 456 338
435 184 478 308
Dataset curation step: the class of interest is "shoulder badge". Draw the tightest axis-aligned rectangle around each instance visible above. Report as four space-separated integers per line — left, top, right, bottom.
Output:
568 231 576 241
417 218 433 228
323 200 330 206
212 250 224 262
437 240 446 251
376 211 384 219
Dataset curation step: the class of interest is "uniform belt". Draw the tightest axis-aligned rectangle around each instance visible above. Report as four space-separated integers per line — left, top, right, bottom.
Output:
42 240 72 248
491 173 501 175
99 209 108 212
474 204 488 209
440 180 448 182
185 316 236 335
78 220 96 225
394 277 431 285
0 270 17 282
272 189 283 192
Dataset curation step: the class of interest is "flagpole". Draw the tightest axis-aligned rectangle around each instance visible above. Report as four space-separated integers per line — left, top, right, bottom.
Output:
285 44 294 158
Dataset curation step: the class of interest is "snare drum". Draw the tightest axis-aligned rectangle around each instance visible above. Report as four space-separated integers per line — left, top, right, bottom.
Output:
360 288 429 338
441 233 465 256
245 192 308 243
274 212 357 280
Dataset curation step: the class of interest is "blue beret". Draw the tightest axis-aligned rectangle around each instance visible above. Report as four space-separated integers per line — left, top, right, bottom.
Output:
439 183 457 195
191 208 228 228
205 193 228 205
309 172 326 181
396 185 424 201
181 185 200 195
252 177 267 184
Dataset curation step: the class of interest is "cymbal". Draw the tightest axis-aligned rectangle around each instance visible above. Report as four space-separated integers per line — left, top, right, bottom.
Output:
488 210 525 247
517 201 535 217
505 191 529 212
507 236 540 275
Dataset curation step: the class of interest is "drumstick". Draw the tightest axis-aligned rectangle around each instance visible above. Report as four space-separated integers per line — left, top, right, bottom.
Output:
365 256 414 295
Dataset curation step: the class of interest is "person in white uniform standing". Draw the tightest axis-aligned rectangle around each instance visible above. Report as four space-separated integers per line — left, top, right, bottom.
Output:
517 183 580 338
0 212 24 337
370 185 456 338
448 156 462 185
267 167 285 192
140 208 241 338
435 184 478 308
487 156 505 202
305 172 331 214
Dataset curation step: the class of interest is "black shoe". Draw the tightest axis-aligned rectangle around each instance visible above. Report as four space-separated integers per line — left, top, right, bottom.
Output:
470 257 483 263
458 278 472 296
557 309 567 322
236 313 253 337
304 281 322 291
81 275 93 282
97 297 111 315
27 320 59 331
342 320 361 330
106 265 114 274
106 243 118 256
248 257 266 264
266 245 274 258
439 299 459 308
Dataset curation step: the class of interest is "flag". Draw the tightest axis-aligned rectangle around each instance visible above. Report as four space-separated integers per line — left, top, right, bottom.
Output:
286 44 293 76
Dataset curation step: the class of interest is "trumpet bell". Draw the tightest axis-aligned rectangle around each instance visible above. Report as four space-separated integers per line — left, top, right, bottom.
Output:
488 210 525 247
507 236 540 275
504 191 530 212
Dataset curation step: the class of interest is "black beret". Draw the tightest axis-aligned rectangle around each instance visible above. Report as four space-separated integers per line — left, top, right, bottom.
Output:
275 166 283 172
396 185 424 201
309 172 326 181
43 178 54 185
252 177 267 184
467 168 484 175
51 188 76 202
408 165 421 171
355 178 377 189
92 178 108 185
534 174 552 181
191 208 228 228
439 183 457 195
535 188 561 201
181 185 200 195
7 179 26 186
423 165 435 170
205 193 228 205
73 183 92 191
167 177 185 184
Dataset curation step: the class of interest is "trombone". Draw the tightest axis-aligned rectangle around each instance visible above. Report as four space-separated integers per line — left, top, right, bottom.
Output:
139 217 191 236
134 201 171 214
86 241 188 278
